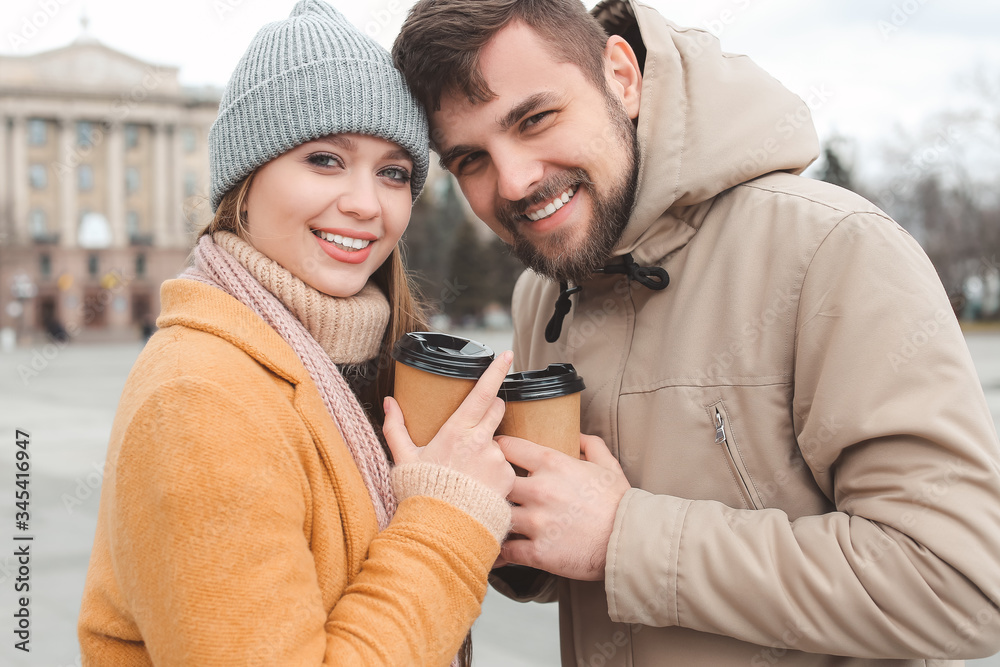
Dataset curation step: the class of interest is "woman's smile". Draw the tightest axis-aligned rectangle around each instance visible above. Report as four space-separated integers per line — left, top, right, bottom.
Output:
311 226 378 265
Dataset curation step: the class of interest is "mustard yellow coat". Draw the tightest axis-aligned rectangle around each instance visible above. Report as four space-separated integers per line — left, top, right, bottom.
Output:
79 279 500 665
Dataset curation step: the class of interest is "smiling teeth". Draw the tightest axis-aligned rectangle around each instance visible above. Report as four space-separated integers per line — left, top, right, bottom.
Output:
314 230 371 250
526 187 576 222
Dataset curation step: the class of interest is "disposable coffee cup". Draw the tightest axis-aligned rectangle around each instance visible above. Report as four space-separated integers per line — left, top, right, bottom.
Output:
391 332 495 447
497 363 586 460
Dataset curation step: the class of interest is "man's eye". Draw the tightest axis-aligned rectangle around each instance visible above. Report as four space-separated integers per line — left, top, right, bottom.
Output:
457 152 484 172
525 111 551 128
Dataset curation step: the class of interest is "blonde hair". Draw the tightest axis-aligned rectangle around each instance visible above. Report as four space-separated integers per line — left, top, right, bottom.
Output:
201 171 429 425
201 171 254 241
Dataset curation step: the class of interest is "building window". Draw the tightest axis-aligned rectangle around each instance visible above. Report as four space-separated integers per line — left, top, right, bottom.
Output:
78 164 94 191
184 171 198 198
77 121 95 148
126 211 139 237
88 254 99 278
126 211 153 245
182 128 196 153
39 253 52 277
29 209 47 238
135 253 147 278
28 119 47 146
124 123 139 149
126 167 140 194
29 164 47 189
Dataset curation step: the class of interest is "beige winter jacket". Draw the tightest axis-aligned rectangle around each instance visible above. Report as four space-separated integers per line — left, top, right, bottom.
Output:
498 1 1000 665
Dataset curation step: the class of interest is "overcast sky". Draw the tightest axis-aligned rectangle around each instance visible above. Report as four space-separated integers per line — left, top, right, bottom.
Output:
3 0 999 180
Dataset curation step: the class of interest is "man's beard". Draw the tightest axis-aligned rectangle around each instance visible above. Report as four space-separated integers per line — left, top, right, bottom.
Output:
495 92 640 285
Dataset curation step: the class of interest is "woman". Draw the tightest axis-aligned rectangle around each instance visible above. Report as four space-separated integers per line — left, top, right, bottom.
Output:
77 1 514 665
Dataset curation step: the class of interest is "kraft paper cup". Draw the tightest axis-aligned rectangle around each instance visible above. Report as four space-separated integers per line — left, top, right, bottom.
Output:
391 332 494 447
497 364 586 461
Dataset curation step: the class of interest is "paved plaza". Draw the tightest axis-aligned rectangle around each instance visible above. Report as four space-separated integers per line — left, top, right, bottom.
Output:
1 328 999 666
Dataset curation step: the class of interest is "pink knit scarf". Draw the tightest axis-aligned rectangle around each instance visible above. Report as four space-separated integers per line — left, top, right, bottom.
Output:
181 234 397 530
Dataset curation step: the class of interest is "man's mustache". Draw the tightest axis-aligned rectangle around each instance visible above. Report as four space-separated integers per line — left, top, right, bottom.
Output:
496 169 593 231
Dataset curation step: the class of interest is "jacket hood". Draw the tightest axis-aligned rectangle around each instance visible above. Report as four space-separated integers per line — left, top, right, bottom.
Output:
593 0 820 265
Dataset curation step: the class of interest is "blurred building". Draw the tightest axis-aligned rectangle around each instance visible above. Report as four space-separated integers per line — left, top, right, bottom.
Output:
0 27 219 343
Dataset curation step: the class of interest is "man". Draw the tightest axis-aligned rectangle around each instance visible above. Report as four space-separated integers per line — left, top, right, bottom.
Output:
393 1 1000 665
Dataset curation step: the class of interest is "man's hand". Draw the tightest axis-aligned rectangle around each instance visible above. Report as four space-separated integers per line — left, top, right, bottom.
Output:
497 433 631 580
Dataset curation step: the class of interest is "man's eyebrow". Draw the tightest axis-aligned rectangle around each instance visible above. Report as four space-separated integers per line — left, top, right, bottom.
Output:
437 92 561 171
499 91 559 131
438 144 477 171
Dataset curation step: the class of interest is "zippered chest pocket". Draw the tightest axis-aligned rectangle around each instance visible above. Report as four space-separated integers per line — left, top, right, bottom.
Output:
708 400 764 510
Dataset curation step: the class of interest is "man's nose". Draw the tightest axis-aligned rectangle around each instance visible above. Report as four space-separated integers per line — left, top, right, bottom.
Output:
494 145 544 203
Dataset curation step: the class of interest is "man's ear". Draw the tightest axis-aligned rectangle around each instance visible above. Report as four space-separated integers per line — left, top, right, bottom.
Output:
604 35 642 119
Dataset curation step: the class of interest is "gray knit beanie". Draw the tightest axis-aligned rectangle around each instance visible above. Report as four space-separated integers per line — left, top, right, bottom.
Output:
209 0 429 211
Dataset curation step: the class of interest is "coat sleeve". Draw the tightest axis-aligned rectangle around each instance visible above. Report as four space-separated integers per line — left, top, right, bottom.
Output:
109 375 498 666
489 565 558 603
605 212 1000 659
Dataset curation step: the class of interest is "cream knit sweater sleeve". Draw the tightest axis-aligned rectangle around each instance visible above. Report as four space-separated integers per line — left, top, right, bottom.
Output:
392 463 512 544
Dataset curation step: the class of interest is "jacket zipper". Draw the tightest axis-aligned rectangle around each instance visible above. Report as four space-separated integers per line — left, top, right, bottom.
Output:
714 409 727 445
714 407 762 510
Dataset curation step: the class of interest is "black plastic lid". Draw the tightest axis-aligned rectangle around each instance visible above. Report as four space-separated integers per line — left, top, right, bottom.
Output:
499 363 586 402
391 332 495 379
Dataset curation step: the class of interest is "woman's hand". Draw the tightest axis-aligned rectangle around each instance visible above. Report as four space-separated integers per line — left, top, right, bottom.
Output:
384 351 516 498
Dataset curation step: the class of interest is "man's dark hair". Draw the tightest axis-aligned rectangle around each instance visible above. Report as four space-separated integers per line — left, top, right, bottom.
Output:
392 0 609 113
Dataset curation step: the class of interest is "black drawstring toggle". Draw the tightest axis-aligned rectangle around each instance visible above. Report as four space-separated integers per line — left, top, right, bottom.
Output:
544 254 669 343
545 281 582 343
595 253 670 290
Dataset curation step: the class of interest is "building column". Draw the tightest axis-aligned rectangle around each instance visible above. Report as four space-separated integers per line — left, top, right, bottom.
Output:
106 122 126 248
0 118 7 334
151 122 169 247
57 117 77 248
170 124 186 248
0 116 9 245
10 115 28 245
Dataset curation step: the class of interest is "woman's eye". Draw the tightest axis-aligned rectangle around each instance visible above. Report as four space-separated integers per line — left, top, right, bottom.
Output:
381 167 411 183
308 153 342 168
